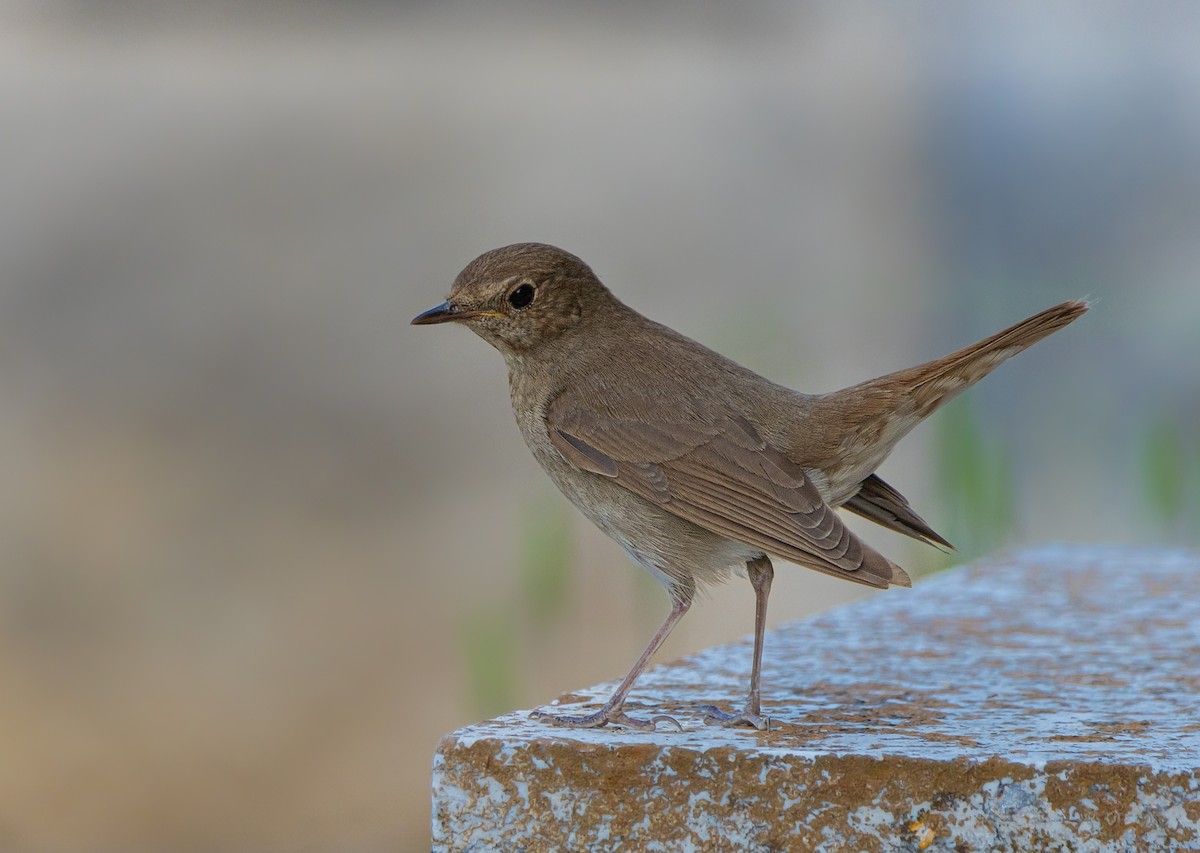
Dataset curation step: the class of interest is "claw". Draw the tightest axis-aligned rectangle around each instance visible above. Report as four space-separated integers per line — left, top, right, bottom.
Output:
646 714 685 732
698 704 771 731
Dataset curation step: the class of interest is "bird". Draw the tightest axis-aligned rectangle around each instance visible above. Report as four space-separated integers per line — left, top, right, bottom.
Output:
412 242 1087 730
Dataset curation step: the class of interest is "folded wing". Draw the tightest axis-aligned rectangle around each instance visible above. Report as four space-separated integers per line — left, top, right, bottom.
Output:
547 401 909 589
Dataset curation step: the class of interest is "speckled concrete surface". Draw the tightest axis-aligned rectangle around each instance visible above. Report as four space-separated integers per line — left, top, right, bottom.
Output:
432 546 1200 851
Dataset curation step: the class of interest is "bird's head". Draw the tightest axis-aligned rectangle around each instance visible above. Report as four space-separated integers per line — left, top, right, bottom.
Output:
412 243 613 356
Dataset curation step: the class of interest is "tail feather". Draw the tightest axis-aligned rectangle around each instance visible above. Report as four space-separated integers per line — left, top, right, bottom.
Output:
811 299 1088 506
888 561 912 588
871 299 1089 418
842 473 953 550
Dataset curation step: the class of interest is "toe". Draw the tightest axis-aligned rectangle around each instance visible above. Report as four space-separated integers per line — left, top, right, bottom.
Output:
529 707 683 731
700 705 771 731
610 712 683 732
529 709 608 728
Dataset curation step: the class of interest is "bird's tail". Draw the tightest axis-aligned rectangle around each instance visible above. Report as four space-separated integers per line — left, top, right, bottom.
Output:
811 300 1088 505
862 299 1089 419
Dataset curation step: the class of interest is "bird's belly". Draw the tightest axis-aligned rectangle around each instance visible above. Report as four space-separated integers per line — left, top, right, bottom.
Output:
540 456 760 591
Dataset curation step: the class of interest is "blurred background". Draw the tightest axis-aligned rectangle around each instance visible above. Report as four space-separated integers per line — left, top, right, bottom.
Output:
1 1 1198 850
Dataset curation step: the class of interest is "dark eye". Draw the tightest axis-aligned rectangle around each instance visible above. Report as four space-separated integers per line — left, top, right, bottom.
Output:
508 283 535 309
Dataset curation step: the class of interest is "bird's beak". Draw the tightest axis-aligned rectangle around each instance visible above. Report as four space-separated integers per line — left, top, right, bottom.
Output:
411 300 461 326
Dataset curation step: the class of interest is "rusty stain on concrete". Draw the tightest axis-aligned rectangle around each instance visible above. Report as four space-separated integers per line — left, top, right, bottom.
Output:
432 545 1200 851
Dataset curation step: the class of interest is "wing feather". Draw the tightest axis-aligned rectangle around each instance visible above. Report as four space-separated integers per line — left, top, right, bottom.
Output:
842 473 953 550
547 402 908 588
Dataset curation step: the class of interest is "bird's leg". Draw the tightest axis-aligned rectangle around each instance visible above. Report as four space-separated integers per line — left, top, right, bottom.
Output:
702 556 773 730
532 580 694 731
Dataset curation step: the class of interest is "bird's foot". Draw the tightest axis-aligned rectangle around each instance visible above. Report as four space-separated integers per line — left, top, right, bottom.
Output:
699 704 771 731
530 706 683 731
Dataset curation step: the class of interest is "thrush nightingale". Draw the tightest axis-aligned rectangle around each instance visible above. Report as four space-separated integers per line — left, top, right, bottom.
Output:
413 243 1086 730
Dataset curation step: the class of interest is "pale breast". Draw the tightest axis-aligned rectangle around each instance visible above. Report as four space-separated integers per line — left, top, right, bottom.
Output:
508 375 761 591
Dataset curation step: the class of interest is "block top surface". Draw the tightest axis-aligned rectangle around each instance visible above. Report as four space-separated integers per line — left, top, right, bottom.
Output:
444 545 1200 772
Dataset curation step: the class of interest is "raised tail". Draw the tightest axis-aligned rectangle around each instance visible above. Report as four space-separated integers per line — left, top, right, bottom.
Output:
865 299 1089 418
812 299 1089 507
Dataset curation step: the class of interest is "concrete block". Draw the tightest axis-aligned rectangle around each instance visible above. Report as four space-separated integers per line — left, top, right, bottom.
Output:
432 545 1200 851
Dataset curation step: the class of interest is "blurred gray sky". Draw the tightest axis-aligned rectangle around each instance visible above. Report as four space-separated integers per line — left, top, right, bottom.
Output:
1 2 1198 850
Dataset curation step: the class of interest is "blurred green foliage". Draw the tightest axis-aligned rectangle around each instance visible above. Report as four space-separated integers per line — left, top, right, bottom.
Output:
518 495 573 628
934 395 1017 561
459 608 519 720
462 492 576 718
1139 411 1198 543
1140 415 1185 525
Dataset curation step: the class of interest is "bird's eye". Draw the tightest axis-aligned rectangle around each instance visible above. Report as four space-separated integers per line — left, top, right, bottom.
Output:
508 283 535 309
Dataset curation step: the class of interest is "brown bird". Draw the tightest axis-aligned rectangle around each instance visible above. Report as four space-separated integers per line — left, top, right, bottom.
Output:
413 243 1086 730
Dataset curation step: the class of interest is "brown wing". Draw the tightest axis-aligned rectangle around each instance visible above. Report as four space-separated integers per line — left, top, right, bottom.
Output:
547 404 909 589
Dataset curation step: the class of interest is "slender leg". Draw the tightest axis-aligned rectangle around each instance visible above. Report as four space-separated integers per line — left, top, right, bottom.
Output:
702 556 773 730
532 580 694 730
